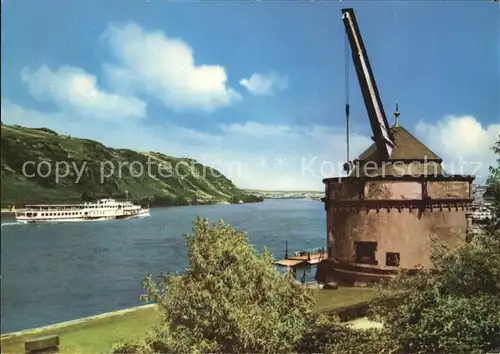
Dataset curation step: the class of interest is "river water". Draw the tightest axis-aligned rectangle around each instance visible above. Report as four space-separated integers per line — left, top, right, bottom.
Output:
1 199 325 333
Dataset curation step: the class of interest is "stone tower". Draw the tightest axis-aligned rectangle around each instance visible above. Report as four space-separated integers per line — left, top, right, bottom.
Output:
316 9 475 284
318 116 474 284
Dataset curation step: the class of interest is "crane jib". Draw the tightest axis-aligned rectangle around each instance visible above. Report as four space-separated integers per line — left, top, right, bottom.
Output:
341 8 395 161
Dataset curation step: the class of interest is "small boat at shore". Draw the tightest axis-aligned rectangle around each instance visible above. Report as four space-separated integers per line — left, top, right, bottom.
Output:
14 198 150 224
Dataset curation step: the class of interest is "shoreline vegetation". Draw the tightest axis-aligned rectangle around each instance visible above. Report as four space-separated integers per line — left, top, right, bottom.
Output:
0 193 264 211
5 210 498 353
0 192 321 211
3 129 496 352
0 123 325 210
0 192 324 212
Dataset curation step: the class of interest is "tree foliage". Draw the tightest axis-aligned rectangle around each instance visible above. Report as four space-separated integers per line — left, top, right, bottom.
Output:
297 313 397 354
113 216 314 354
1 124 257 205
111 138 500 354
366 137 500 353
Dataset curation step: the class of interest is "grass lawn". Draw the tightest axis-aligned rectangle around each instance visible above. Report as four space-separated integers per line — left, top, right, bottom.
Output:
1 287 378 354
314 286 378 313
0 306 162 354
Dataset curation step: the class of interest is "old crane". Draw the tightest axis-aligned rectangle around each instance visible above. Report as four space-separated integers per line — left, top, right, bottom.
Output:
316 8 475 285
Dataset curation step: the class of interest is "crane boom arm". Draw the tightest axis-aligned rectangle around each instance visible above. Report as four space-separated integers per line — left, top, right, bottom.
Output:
341 8 394 161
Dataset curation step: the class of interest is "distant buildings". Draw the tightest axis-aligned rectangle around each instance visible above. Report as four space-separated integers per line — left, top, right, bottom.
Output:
247 191 323 201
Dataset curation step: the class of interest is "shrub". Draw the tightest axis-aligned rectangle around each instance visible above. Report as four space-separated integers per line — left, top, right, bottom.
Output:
297 313 397 354
368 137 500 353
370 234 500 353
111 339 153 354
119 216 314 353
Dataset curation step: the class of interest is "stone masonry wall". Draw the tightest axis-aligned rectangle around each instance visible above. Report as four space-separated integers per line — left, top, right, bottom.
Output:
325 178 471 270
327 208 467 269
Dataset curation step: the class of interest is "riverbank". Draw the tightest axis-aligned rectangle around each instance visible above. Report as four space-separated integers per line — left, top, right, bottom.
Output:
1 287 379 354
0 200 259 222
2 200 325 333
0 198 263 212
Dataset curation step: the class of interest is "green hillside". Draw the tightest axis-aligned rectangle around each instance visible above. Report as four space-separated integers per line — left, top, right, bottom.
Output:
0 124 261 207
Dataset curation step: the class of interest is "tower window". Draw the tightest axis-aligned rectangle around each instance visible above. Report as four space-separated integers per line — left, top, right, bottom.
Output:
386 252 400 267
355 241 377 265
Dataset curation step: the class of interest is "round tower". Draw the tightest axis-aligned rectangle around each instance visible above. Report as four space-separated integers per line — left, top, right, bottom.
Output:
317 109 475 284
322 8 476 284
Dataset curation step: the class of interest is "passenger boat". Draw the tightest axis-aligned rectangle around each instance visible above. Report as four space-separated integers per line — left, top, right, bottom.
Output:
14 198 150 224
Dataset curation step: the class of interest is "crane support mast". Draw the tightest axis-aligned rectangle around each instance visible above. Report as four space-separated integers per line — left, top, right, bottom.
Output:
341 8 395 161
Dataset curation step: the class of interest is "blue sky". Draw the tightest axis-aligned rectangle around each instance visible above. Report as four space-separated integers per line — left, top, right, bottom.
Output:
2 0 499 190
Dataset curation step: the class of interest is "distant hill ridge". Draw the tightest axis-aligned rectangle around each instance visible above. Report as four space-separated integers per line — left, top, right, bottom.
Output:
0 124 261 207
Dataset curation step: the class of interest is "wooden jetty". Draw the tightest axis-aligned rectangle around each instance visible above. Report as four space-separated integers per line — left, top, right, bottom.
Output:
273 243 327 283
274 251 325 268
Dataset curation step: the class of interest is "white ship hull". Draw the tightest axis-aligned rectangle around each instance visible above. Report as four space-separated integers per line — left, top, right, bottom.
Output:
17 217 110 224
14 198 150 224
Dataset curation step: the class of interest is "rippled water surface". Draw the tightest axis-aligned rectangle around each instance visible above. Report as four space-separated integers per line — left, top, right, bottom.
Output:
1 199 325 333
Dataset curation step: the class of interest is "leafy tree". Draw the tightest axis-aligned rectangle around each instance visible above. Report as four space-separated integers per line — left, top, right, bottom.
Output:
113 216 314 353
365 137 500 353
486 134 500 219
297 313 397 354
229 193 263 204
80 190 93 202
173 195 187 206
370 231 500 353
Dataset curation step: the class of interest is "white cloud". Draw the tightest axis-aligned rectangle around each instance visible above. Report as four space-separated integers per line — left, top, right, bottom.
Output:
3 97 497 189
416 115 499 181
20 65 146 120
101 22 241 112
239 72 288 96
1 99 62 127
1 99 371 190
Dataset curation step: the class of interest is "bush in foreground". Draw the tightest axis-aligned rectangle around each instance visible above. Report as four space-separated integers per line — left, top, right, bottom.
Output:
367 138 500 353
370 231 500 353
297 313 397 354
111 340 153 354
113 136 500 353
113 216 314 353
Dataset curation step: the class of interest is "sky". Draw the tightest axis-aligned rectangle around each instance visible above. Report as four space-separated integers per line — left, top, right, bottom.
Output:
2 0 499 190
